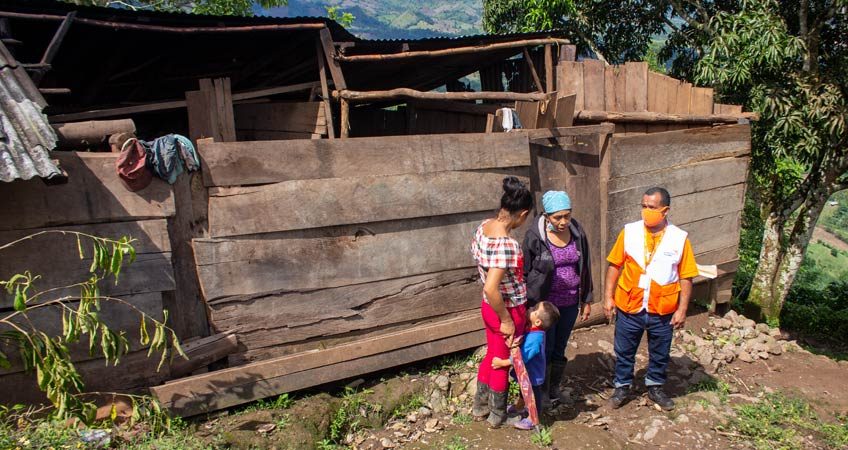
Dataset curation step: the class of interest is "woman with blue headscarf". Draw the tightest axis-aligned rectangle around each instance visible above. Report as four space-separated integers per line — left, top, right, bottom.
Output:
523 190 594 410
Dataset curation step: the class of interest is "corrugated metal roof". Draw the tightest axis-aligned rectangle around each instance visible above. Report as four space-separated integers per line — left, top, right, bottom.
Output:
0 42 61 182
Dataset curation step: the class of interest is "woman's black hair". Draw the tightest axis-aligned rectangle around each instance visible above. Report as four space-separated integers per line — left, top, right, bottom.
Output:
500 176 534 214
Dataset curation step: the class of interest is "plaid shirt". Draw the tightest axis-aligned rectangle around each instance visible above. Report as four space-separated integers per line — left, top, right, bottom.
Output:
471 220 527 307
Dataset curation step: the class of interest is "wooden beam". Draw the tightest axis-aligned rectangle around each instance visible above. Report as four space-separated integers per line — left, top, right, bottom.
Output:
169 333 239 378
39 11 75 65
334 88 549 103
38 87 71 95
150 312 482 415
49 81 320 123
522 47 544 93
544 44 554 93
0 11 326 33
316 38 336 139
340 98 350 138
574 110 756 124
337 38 570 62
52 119 135 148
318 27 347 90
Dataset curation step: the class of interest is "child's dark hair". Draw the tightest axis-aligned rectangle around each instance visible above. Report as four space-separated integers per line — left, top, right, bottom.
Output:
501 176 534 213
531 301 561 329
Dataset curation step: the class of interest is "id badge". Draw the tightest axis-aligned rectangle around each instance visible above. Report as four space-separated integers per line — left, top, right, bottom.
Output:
638 274 651 290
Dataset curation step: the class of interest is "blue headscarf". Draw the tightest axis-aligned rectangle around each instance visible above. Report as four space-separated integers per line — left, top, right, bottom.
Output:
542 191 572 214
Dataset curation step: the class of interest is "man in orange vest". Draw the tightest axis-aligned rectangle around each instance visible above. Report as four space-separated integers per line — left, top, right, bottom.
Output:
603 187 698 410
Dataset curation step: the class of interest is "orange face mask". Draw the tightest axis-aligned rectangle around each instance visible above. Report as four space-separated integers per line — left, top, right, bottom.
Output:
642 207 668 227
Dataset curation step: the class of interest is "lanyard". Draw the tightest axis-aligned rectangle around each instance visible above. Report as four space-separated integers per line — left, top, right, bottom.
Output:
644 229 665 268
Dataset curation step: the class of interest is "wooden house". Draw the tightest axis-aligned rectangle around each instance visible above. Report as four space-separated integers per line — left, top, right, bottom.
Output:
0 0 751 415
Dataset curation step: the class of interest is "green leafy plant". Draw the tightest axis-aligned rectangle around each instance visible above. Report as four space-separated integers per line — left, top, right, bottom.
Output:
687 378 731 403
326 5 355 27
0 231 185 422
327 387 376 445
445 435 468 450
390 394 424 419
531 425 553 447
452 413 472 425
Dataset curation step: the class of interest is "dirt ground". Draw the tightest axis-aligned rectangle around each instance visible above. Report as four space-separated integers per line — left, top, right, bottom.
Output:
397 310 848 450
199 309 848 450
813 226 848 251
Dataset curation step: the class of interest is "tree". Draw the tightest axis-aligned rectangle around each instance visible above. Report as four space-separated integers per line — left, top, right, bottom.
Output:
0 232 183 423
695 0 847 323
484 0 848 323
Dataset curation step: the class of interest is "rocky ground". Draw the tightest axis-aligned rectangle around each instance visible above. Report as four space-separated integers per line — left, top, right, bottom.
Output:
195 308 848 449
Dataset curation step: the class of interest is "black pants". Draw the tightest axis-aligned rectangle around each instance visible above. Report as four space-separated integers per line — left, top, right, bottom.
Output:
545 303 580 363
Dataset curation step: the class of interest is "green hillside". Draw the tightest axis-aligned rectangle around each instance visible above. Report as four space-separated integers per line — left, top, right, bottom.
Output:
260 0 484 39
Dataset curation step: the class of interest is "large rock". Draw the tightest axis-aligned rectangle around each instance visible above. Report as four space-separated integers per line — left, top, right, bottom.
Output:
756 323 770 334
767 341 784 355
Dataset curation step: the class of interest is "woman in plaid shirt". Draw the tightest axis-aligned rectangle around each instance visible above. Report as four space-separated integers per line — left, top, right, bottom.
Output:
470 176 534 428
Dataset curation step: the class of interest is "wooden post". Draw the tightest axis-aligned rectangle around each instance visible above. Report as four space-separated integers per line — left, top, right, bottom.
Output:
315 38 336 139
318 27 347 90
340 98 350 138
544 44 554 93
31 11 75 84
522 47 545 93
560 44 577 62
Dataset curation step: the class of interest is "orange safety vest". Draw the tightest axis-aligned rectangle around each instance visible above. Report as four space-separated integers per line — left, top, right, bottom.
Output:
615 221 687 315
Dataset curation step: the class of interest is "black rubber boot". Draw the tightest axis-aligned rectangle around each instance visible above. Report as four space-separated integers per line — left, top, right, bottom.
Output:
487 390 509 428
648 386 675 411
609 386 631 409
538 363 552 410
471 381 490 420
548 360 568 403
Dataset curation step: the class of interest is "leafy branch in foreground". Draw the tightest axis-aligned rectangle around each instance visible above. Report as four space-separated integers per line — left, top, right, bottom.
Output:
0 231 186 422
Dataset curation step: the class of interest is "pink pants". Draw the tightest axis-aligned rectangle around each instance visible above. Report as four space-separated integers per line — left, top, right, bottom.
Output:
477 300 527 393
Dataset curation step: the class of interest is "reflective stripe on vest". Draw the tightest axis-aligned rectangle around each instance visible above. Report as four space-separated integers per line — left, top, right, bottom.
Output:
623 221 687 305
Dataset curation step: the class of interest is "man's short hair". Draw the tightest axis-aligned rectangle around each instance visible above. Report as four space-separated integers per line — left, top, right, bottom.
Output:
532 301 561 329
644 187 671 207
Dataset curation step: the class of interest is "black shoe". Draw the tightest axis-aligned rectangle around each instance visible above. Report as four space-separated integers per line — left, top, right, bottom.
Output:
647 386 675 411
608 386 630 409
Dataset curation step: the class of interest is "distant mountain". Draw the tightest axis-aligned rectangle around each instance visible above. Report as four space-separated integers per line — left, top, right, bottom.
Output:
258 0 484 40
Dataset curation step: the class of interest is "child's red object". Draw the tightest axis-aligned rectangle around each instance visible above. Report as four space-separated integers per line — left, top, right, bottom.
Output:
510 346 539 427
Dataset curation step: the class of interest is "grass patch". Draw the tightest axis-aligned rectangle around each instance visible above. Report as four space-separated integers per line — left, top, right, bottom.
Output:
326 387 378 446
688 378 732 403
803 242 848 288
452 413 472 425
390 394 425 419
724 392 848 450
445 435 468 450
236 393 294 414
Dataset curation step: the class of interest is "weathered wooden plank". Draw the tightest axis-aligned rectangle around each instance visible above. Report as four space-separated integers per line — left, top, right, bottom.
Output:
608 157 750 209
582 59 605 111
210 268 480 355
624 62 648 112
607 183 746 233
607 211 741 258
647 72 669 132
235 130 321 141
170 333 239 378
604 65 618 112
557 61 583 111
675 82 692 115
151 312 482 415
0 220 175 307
2 349 171 406
695 245 740 266
0 292 164 375
208 171 527 237
193 211 490 300
609 124 751 178
0 153 174 230
199 132 531 187
690 87 714 115
234 102 326 135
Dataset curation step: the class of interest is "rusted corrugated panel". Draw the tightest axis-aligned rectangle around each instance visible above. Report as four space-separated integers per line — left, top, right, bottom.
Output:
0 42 60 182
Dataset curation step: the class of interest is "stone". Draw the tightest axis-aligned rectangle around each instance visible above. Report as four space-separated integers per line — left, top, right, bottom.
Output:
434 375 450 391
644 426 660 441
740 326 757 339
380 437 396 448
676 366 692 378
464 379 478 397
428 390 447 413
756 351 770 360
689 370 710 385
721 350 736 363
423 418 440 433
714 318 732 329
752 342 770 354
724 310 739 322
406 412 418 423
741 319 756 329
675 414 690 424
769 327 782 338
767 342 784 355
756 323 770 334
597 339 614 353
459 372 474 381
699 353 713 368
418 407 432 418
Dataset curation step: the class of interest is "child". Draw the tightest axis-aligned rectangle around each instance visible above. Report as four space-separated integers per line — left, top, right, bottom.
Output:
491 301 561 430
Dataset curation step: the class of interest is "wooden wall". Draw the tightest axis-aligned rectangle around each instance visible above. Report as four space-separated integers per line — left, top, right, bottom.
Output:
0 152 176 404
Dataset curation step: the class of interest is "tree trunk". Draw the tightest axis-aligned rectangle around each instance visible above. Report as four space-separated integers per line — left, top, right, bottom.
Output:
747 187 829 323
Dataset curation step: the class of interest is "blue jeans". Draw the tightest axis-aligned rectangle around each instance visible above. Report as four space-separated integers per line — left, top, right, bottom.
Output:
545 304 580 363
613 308 673 388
